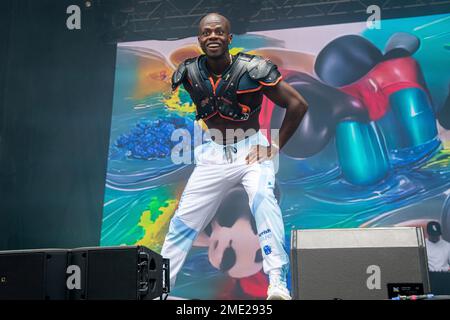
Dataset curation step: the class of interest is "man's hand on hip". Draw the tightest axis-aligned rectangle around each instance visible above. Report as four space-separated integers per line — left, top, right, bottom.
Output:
245 144 279 165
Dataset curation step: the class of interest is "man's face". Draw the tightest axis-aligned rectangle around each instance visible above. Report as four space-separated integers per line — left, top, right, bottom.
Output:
198 16 232 59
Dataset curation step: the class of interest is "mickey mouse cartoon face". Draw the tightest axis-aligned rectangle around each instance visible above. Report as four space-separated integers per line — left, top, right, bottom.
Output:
194 184 281 278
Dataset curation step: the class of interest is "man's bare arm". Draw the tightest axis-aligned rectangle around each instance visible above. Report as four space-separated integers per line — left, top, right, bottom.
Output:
246 81 308 164
263 80 308 149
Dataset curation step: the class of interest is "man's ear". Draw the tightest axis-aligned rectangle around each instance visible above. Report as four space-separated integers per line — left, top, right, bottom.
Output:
229 33 233 43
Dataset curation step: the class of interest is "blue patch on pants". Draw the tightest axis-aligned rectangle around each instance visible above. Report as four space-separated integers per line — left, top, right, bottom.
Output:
264 245 272 255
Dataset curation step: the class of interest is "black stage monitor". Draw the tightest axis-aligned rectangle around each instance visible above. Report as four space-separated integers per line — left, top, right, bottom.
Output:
0 246 168 300
0 249 69 300
69 245 169 300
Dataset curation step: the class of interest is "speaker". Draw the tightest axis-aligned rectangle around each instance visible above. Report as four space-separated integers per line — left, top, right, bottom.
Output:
290 227 430 300
69 246 169 300
0 249 69 300
0 246 169 300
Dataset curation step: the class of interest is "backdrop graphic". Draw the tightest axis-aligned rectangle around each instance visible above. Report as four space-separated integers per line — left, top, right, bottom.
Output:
101 14 450 299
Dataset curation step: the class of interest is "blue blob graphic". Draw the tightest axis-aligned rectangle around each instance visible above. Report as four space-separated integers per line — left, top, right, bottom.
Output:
114 115 194 160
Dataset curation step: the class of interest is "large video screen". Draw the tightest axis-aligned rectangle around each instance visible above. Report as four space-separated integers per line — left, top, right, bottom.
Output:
101 14 450 299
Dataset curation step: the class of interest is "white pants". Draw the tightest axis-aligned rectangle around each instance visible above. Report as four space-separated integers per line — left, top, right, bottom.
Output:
161 131 289 289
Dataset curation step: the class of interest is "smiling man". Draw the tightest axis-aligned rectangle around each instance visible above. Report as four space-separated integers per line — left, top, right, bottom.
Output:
161 13 308 300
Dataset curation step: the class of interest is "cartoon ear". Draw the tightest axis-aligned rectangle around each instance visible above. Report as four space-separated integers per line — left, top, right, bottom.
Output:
169 44 203 67
249 48 316 75
119 46 173 99
315 35 383 87
384 32 420 59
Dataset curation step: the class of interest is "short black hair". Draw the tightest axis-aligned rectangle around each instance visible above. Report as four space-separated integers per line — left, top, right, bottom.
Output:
198 13 231 34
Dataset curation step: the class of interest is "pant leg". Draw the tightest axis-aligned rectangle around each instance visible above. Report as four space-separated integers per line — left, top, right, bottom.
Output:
240 160 290 278
161 163 228 289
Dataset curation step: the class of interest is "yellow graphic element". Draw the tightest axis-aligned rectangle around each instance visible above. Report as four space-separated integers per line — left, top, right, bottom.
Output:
230 47 245 55
135 199 178 253
197 119 208 131
162 87 208 131
422 148 450 169
163 88 196 113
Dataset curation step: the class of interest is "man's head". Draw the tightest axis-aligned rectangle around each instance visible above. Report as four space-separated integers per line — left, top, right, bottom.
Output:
427 221 442 243
198 13 232 59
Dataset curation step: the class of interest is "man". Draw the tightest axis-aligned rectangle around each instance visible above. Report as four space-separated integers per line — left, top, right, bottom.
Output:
425 221 450 272
161 13 308 300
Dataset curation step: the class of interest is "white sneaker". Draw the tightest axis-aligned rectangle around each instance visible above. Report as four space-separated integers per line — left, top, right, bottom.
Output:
267 283 292 300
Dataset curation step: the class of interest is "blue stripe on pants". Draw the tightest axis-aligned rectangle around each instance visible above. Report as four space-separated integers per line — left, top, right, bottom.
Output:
168 216 198 252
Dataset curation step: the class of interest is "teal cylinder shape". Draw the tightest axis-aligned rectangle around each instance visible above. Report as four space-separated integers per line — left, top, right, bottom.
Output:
336 121 390 185
379 88 438 150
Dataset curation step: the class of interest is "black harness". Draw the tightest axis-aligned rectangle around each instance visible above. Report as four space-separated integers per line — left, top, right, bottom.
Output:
172 53 280 121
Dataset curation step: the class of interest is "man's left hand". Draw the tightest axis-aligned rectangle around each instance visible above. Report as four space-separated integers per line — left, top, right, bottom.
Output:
245 144 279 165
